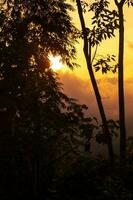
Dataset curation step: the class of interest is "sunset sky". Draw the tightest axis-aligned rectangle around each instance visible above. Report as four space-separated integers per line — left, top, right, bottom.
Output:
53 1 133 136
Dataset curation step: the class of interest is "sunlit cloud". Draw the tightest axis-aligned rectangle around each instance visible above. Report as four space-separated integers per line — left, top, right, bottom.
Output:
59 72 133 136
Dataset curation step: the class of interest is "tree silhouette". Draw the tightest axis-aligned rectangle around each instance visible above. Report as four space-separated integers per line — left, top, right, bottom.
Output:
0 1 98 199
83 0 133 164
0 0 78 134
75 0 119 165
114 0 133 163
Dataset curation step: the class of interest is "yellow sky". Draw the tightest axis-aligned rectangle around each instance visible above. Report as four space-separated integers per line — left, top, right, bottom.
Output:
61 1 133 81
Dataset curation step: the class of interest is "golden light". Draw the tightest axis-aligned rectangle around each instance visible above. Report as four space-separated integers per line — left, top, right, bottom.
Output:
49 55 63 71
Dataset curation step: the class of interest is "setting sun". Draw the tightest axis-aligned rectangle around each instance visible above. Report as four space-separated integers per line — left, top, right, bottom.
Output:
49 55 63 71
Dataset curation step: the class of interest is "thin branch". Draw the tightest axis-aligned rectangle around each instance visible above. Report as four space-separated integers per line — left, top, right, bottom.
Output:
91 44 98 65
114 0 119 6
114 0 126 6
120 0 126 6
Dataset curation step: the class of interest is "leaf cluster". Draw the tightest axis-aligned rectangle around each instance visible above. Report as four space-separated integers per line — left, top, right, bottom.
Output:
126 0 133 6
89 0 119 46
93 54 118 74
80 0 89 13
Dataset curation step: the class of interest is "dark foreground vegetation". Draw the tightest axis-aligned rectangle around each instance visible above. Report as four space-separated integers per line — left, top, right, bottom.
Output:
1 153 133 200
0 0 133 199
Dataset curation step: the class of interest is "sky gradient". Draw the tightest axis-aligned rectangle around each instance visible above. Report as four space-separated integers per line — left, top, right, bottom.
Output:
58 1 133 136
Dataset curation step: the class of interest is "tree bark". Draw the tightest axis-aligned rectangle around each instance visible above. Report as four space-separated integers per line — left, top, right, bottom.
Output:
76 0 114 165
118 3 126 164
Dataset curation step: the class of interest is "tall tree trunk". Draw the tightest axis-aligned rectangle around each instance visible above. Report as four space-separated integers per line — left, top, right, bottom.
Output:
118 3 126 164
76 0 114 165
114 0 126 164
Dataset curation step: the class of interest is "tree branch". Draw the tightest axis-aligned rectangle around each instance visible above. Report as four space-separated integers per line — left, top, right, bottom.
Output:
91 44 98 65
114 0 119 6
120 0 126 6
114 0 126 6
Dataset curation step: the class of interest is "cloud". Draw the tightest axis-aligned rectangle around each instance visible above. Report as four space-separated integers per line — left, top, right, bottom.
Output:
59 72 133 136
59 72 99 117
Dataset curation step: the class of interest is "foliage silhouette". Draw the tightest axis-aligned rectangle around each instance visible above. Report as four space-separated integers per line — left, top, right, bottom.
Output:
93 54 118 74
87 0 133 164
75 0 120 165
0 1 97 199
57 157 133 200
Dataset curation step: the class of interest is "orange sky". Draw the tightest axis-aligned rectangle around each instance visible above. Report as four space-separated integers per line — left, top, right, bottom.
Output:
58 1 133 135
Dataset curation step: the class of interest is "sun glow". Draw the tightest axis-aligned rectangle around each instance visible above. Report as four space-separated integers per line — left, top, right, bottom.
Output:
49 55 63 71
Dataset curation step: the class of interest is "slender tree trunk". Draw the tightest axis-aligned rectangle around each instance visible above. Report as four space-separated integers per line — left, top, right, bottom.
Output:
114 0 126 164
118 3 126 164
76 0 114 165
